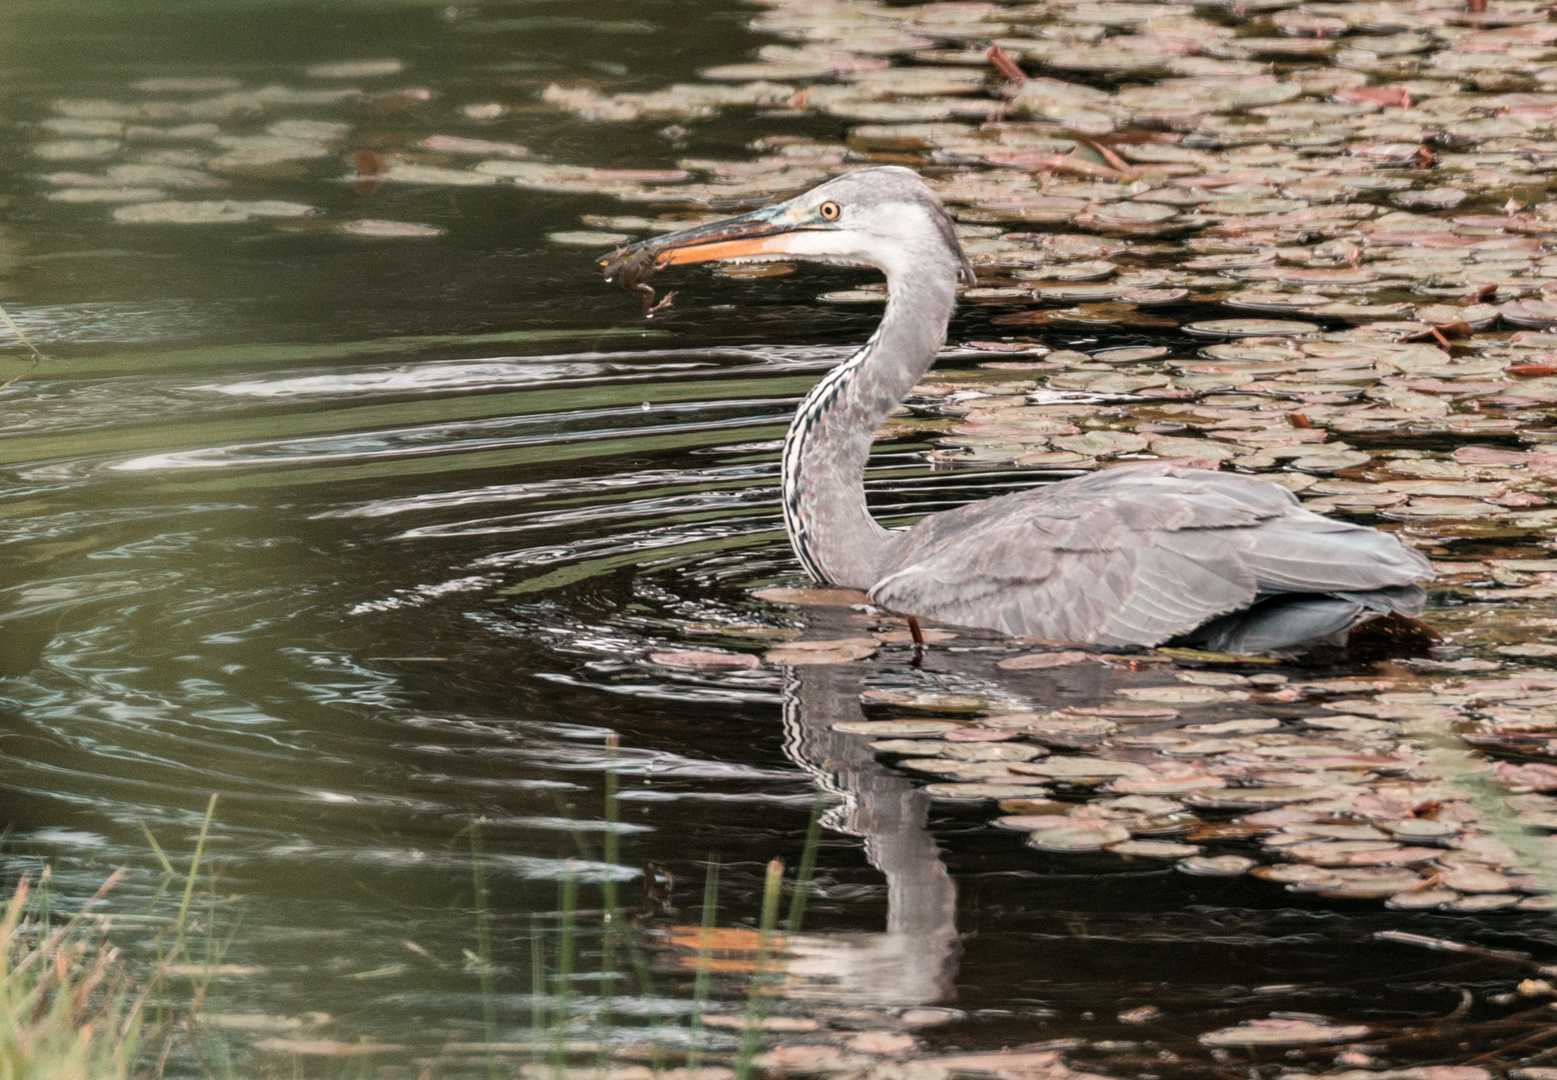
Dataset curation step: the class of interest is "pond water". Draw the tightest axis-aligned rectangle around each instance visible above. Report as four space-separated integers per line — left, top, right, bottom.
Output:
7 0 1557 1077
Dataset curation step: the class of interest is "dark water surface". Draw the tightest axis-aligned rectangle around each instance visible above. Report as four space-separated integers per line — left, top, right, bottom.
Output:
1 1 1554 1076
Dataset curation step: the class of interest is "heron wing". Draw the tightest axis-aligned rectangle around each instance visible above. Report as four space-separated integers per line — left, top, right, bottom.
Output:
869 464 1432 647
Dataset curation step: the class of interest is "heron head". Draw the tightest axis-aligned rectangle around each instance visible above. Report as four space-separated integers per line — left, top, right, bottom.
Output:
600 166 975 291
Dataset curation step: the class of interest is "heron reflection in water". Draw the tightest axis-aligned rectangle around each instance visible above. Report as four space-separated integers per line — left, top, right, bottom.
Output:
774 604 959 1007
603 167 1433 657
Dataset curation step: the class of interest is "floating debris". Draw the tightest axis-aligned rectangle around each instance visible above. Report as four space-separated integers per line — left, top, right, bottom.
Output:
112 199 314 224
1199 1019 1370 1047
647 650 761 670
305 59 405 79
339 219 445 238
764 638 877 665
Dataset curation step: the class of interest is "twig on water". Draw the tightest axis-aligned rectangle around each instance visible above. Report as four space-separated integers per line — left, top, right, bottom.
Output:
1374 930 1551 972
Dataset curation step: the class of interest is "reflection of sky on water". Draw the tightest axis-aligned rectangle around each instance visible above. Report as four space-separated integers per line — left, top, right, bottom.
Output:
0 300 240 344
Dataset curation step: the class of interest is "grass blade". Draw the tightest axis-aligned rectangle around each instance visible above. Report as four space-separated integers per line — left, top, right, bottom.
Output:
785 801 824 934
686 853 721 1074
734 858 784 1080
0 299 44 362
531 916 546 1071
136 819 176 879
598 736 620 1080
553 863 579 1080
471 814 499 1080
175 794 218 958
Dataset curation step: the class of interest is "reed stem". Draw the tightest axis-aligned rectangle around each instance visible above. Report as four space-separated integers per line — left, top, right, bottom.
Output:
785 801 824 934
734 858 784 1080
471 815 499 1080
686 853 721 1074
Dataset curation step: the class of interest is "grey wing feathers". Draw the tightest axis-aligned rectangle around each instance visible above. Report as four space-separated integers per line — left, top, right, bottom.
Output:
869 464 1433 648
1187 585 1426 655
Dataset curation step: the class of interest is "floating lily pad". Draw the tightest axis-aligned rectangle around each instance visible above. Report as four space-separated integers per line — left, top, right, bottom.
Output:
832 720 965 736
764 638 877 665
548 231 634 246
1011 757 1148 781
648 650 760 670
1109 839 1202 859
1199 1019 1368 1047
996 650 1101 670
923 782 1049 800
340 219 445 238
113 199 313 224
752 587 871 606
1026 823 1131 852
1184 319 1321 338
1176 855 1256 877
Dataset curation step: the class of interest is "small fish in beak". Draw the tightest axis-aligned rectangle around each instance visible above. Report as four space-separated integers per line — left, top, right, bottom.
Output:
600 202 820 316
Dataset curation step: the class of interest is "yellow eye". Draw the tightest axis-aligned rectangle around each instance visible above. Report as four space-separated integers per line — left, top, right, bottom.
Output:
819 201 841 221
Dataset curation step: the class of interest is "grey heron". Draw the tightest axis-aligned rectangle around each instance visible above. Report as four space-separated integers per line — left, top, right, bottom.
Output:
602 167 1433 655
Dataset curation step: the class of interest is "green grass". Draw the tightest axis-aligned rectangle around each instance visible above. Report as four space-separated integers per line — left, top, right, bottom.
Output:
733 858 785 1080
4 782 833 1079
0 869 144 1079
0 794 249 1080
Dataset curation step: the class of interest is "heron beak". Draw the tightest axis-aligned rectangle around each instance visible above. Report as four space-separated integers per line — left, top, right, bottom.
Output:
599 204 816 283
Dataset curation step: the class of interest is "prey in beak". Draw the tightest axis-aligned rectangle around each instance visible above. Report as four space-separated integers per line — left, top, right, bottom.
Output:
599 200 833 317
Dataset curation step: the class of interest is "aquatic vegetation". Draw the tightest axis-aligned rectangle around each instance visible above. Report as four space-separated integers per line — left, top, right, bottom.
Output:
0 873 143 1079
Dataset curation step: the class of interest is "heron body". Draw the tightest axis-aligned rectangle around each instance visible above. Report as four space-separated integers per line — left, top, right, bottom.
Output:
603 167 1433 654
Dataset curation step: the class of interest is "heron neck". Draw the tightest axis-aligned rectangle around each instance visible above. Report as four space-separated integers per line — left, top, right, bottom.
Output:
780 274 957 589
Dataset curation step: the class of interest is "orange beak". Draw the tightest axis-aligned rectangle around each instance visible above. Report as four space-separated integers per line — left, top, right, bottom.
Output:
600 202 814 287
652 233 797 267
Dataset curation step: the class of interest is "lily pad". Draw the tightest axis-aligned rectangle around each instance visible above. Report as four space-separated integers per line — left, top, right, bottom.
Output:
1026 823 1131 852
1199 1019 1368 1047
1176 854 1256 877
832 720 966 736
1184 319 1321 338
752 587 871 606
1109 839 1202 858
923 782 1049 800
764 639 877 665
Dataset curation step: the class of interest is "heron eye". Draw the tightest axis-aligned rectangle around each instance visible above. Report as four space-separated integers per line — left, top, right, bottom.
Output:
819 201 841 221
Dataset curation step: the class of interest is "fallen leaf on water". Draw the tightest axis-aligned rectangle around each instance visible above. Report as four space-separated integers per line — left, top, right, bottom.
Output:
703 1015 817 1032
832 720 964 736
758 1046 869 1073
926 1051 1063 1076
752 587 872 606
1118 685 1250 704
1065 705 1178 718
1176 854 1255 877
340 219 444 237
1109 839 1202 859
1198 1018 1369 1047
1491 761 1557 791
254 1038 405 1056
648 650 761 670
166 963 263 976
923 782 1048 800
873 627 958 643
846 1031 917 1055
765 639 876 665
996 650 1101 670
665 926 782 952
943 728 1017 742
